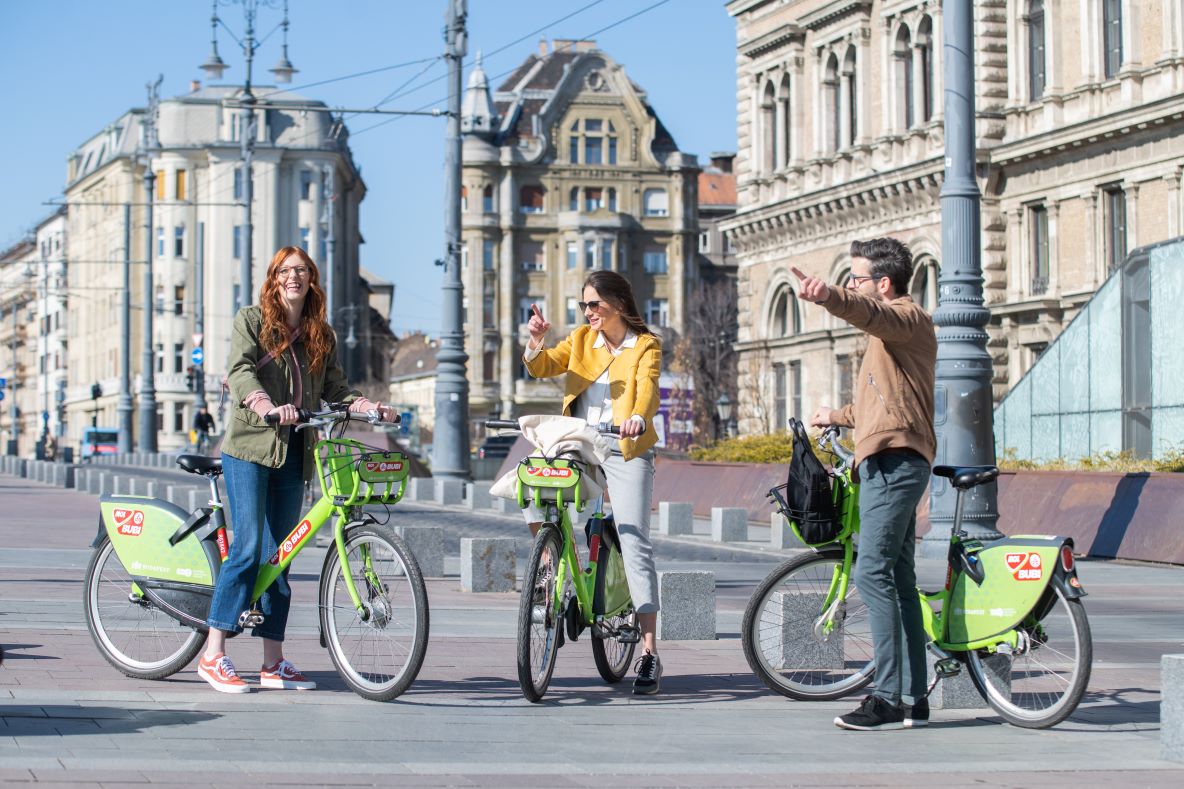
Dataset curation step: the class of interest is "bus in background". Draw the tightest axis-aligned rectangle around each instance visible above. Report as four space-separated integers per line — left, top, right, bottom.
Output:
81 427 119 461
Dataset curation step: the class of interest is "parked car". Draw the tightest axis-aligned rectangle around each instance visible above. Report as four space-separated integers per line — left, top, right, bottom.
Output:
477 434 519 461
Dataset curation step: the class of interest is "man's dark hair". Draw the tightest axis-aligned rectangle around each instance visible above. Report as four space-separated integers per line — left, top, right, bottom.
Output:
849 238 914 297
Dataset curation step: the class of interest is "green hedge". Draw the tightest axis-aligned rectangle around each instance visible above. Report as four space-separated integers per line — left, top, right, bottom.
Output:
998 447 1184 473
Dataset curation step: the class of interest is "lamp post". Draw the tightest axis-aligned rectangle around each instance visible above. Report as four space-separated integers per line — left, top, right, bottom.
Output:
715 393 735 439
138 76 162 453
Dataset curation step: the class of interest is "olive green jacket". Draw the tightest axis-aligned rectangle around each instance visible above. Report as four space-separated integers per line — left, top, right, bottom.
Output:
222 306 358 479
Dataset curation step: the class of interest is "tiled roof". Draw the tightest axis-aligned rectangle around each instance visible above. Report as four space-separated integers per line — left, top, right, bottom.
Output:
699 171 737 208
390 333 439 379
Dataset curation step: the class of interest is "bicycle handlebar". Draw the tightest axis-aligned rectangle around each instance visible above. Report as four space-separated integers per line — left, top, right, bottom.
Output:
817 425 855 467
264 403 400 431
484 418 640 437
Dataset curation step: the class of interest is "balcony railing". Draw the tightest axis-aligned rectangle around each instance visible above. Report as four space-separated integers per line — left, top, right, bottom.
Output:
1031 276 1049 296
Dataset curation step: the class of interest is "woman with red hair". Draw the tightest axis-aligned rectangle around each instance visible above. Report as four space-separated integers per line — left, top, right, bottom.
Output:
198 246 396 693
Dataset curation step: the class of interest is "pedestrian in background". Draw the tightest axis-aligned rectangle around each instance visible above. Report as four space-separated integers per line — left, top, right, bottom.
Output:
199 246 396 694
794 238 937 731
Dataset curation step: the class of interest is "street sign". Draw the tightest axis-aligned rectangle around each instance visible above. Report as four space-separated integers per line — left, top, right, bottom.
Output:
191 347 204 365
192 333 204 347
0 391 5 402
0 377 6 388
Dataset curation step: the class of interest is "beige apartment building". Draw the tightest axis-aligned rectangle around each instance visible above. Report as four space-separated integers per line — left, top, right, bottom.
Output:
459 40 699 425
0 238 39 457
723 0 1184 433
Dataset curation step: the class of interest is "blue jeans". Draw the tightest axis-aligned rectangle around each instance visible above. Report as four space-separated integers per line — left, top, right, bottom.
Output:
855 450 930 706
207 446 304 641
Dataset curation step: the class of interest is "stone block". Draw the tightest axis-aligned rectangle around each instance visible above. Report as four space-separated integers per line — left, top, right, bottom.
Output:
1163 654 1184 762
767 591 843 670
658 501 694 536
927 652 1007 709
97 472 113 497
657 571 716 640
711 507 747 542
465 482 493 510
434 478 464 506
771 512 806 550
460 537 517 592
491 496 520 515
393 525 444 578
407 477 435 501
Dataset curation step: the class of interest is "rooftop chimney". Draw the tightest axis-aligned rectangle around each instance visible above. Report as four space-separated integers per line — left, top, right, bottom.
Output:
539 39 548 56
709 151 736 174
190 80 202 93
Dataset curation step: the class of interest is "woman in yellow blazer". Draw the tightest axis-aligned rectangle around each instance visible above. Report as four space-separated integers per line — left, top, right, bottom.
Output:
524 270 663 695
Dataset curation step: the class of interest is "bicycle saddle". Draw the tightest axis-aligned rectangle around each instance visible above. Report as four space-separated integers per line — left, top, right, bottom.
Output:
932 464 999 490
176 454 223 476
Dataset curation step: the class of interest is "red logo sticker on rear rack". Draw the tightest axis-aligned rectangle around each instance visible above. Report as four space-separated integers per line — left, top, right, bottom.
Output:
526 466 572 478
364 461 404 473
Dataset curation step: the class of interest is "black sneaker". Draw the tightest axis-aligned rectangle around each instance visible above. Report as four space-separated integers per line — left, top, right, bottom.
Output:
904 698 929 728
632 651 661 695
834 695 905 731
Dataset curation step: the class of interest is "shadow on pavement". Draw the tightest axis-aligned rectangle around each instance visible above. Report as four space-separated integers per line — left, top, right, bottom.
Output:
399 672 773 706
1061 687 1161 729
0 705 219 736
0 642 60 661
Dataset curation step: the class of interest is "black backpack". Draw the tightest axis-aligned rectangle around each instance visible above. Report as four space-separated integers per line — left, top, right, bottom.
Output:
779 418 841 545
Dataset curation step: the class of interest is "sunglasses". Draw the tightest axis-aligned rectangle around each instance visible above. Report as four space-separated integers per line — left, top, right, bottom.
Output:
578 300 609 312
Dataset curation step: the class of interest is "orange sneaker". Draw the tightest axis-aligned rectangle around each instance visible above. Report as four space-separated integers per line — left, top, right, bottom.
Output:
260 659 316 690
197 653 251 694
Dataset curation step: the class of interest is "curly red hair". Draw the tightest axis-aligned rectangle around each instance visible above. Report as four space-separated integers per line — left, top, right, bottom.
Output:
259 247 334 376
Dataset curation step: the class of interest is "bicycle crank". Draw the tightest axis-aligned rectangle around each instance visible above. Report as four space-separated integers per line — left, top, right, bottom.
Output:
237 609 265 628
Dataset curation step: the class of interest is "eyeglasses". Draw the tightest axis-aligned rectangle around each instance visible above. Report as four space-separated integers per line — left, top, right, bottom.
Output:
578 300 608 312
847 274 879 286
277 266 310 280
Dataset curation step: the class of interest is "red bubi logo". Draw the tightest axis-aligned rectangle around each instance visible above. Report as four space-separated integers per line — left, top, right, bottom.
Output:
526 466 572 478
365 461 404 473
269 520 312 566
1005 552 1043 581
113 508 145 537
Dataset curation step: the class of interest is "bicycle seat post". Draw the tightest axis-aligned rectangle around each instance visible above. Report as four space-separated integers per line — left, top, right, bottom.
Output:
205 474 222 509
950 485 968 541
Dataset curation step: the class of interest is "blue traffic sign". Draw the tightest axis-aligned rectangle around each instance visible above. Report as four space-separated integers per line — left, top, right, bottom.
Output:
191 347 204 365
0 390 5 402
0 376 6 388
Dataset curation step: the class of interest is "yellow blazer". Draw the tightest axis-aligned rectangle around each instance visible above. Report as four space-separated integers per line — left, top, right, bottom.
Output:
525 325 662 460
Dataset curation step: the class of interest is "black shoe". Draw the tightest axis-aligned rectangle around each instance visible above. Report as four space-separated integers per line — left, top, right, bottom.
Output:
834 695 905 731
904 698 929 728
632 650 661 695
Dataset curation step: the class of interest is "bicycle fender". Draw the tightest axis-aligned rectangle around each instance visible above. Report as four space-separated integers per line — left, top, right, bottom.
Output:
98 494 215 587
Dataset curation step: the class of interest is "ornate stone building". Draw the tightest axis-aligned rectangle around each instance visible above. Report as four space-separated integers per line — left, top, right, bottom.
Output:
459 40 699 425
723 0 1184 433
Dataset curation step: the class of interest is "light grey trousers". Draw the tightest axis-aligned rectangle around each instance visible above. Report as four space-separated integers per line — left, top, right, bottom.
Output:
523 451 659 613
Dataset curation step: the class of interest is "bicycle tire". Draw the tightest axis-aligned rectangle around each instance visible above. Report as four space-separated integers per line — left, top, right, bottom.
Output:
741 549 875 701
319 522 429 701
83 536 206 679
517 524 564 702
966 583 1092 728
590 536 635 684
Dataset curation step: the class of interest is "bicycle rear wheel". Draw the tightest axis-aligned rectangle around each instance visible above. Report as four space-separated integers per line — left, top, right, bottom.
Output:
83 536 205 679
320 522 429 701
741 549 875 701
517 524 564 702
966 583 1092 728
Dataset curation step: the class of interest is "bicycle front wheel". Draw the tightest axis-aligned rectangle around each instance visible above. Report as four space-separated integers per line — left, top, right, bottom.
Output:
517 524 564 702
320 523 429 701
83 536 206 679
966 583 1092 728
741 549 875 701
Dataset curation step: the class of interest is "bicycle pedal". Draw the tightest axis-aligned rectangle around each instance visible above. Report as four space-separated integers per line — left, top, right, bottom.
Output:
237 609 265 628
934 658 961 678
616 626 641 644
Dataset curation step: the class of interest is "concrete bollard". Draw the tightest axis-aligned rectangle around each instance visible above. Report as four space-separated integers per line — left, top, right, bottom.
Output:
658 501 695 536
460 537 518 592
97 472 113 497
407 477 435 502
927 654 1005 710
1162 654 1184 762
491 496 520 515
434 478 464 506
657 571 716 640
769 590 843 669
393 525 444 578
465 482 493 510
711 507 748 542
770 512 806 550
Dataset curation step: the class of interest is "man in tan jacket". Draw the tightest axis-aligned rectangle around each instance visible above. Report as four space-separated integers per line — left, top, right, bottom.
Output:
793 237 936 731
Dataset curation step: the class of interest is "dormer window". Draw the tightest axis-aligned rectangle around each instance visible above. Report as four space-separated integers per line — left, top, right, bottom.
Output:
569 118 617 165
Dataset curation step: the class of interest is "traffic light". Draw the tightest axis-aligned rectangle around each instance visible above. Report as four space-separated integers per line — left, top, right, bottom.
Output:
91 382 102 401
185 366 195 392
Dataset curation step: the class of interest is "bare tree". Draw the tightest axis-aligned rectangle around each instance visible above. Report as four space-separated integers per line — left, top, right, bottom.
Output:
682 279 739 441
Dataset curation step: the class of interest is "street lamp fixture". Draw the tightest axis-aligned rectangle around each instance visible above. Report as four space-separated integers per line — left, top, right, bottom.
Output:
715 393 732 423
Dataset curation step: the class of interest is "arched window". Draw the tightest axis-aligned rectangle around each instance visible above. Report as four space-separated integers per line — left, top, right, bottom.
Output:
895 25 915 129
779 74 792 167
460 185 468 212
519 184 545 214
760 81 776 175
843 47 857 147
825 54 841 153
607 187 617 212
482 184 494 213
917 15 935 121
910 257 940 313
569 187 580 212
643 189 669 217
770 285 801 338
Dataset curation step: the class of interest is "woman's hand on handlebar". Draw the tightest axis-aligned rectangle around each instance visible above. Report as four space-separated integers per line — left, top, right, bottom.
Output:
266 403 302 425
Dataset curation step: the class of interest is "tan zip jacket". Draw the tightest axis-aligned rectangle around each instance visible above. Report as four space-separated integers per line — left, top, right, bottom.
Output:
822 288 936 473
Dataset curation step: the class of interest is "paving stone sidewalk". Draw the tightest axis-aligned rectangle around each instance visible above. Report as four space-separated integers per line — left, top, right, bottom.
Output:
1 472 1182 787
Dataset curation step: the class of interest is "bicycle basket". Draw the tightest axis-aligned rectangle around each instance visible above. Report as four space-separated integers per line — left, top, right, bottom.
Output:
775 418 843 546
316 438 408 506
515 456 586 512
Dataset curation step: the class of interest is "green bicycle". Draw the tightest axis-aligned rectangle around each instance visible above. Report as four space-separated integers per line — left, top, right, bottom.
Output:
83 404 429 701
741 420 1092 728
485 419 640 703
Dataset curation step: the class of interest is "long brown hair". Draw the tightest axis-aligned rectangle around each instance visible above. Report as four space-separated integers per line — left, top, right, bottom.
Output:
259 246 334 375
583 270 652 336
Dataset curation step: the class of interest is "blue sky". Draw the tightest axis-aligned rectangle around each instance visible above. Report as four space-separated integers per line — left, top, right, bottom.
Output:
0 1 737 335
